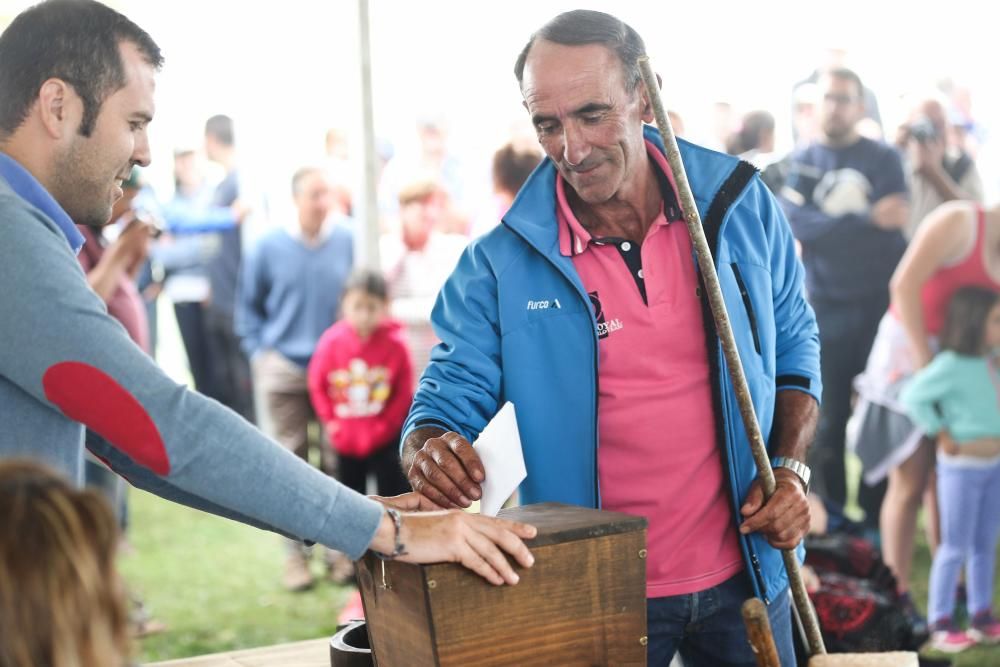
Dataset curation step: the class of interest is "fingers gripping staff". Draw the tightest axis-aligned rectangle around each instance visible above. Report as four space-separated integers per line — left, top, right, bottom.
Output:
638 56 827 657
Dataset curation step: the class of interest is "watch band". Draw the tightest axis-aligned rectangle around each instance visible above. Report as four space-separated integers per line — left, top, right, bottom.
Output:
772 456 811 492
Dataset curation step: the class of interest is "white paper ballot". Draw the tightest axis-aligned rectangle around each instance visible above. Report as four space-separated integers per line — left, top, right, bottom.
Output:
472 402 526 517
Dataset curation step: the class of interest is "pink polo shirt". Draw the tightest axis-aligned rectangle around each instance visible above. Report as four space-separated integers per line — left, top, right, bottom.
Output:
557 140 743 598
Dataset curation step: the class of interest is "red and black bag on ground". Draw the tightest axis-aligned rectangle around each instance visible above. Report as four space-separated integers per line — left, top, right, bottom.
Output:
804 533 928 653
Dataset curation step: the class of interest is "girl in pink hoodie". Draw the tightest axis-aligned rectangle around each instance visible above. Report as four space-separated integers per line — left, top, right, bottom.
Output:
308 270 413 497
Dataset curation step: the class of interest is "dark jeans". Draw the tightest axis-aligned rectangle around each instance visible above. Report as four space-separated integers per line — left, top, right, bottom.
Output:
337 441 409 497
647 572 793 666
204 306 255 423
174 301 214 396
810 295 887 524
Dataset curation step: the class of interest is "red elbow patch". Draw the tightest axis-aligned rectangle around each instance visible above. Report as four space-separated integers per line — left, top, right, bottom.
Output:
43 362 170 475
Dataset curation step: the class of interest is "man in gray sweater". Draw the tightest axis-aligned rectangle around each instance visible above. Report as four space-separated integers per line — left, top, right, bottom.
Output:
0 0 534 587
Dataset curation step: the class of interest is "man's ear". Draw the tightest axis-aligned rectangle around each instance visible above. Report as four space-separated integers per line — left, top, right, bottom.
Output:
37 78 77 140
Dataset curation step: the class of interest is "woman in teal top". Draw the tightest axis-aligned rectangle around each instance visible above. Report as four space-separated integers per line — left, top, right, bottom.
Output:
901 286 1000 652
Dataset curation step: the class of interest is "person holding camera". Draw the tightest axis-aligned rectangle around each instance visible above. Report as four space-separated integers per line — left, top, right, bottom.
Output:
897 97 983 238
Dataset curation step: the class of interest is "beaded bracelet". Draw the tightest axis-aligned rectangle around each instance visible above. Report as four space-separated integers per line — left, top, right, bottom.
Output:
375 507 408 560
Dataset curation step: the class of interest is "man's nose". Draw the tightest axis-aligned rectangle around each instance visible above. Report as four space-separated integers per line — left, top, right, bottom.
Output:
133 131 152 168
563 123 591 167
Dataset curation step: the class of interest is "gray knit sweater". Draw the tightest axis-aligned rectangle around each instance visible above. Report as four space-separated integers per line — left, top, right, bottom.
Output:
0 172 383 559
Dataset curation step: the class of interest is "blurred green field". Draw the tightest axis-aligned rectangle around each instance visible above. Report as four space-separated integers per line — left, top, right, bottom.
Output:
120 489 352 662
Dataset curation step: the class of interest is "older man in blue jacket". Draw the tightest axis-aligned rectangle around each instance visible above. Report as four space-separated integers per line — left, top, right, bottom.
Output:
401 9 822 666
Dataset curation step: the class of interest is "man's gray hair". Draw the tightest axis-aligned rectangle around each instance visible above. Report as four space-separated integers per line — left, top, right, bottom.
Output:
513 10 646 93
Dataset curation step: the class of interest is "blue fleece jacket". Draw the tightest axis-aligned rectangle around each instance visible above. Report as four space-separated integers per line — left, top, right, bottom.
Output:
403 126 822 603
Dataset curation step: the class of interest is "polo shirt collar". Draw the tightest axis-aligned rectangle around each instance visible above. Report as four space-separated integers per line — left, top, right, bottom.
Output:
556 139 683 257
0 152 85 254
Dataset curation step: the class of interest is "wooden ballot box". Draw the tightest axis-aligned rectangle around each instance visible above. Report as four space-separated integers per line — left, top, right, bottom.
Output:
357 503 648 666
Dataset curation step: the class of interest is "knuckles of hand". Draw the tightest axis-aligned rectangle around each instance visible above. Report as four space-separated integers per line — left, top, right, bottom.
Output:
773 476 805 496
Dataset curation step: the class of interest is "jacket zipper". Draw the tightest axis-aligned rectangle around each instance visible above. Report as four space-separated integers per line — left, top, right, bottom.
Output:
731 263 762 355
707 264 768 602
592 335 600 507
697 219 769 601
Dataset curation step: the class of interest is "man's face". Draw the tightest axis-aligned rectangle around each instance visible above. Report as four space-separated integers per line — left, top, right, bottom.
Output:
520 40 651 205
294 171 332 230
204 134 221 163
173 152 200 190
419 124 446 161
400 190 444 249
818 74 863 143
53 40 154 228
916 99 948 142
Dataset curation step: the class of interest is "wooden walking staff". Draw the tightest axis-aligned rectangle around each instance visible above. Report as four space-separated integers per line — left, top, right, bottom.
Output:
637 56 827 657
742 598 782 667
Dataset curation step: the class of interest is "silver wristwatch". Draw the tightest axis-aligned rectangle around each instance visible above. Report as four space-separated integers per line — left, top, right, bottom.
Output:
772 457 811 493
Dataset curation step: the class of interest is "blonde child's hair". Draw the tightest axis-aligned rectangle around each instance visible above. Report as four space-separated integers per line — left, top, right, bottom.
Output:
0 459 130 667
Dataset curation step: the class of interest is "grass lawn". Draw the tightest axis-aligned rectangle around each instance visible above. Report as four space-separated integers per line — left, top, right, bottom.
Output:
119 489 353 662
